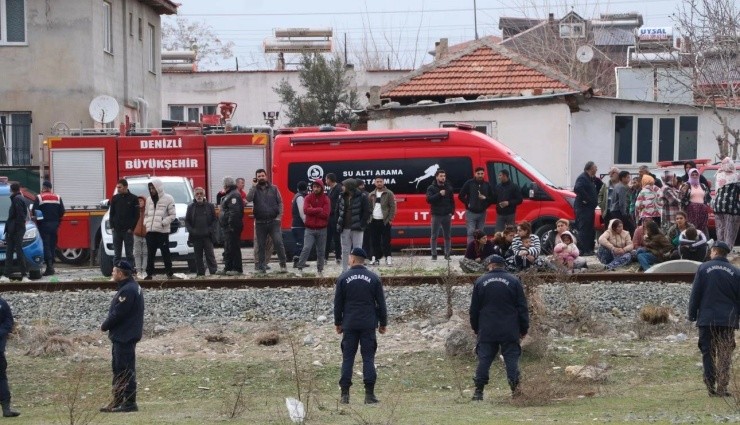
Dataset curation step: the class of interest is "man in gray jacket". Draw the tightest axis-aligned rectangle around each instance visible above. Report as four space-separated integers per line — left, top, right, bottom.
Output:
246 169 287 273
144 178 176 280
608 171 634 234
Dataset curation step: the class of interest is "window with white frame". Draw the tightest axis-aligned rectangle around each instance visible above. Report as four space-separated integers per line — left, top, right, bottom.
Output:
0 112 31 165
613 115 698 165
103 1 112 53
0 0 26 44
169 105 218 122
148 24 156 73
440 121 495 137
559 22 585 38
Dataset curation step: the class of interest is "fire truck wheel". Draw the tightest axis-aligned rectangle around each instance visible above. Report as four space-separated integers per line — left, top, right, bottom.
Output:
98 241 113 277
55 248 91 265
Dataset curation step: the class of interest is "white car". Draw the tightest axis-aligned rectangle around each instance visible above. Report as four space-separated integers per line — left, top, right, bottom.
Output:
99 176 195 276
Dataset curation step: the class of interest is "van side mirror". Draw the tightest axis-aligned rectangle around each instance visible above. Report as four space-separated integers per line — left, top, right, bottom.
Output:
34 209 43 220
100 199 110 209
529 183 537 199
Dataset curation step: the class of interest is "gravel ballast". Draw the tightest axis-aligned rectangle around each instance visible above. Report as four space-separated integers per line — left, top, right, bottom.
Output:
2 281 693 333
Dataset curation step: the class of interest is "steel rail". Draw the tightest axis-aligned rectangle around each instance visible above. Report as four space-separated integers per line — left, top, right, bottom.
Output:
0 272 694 292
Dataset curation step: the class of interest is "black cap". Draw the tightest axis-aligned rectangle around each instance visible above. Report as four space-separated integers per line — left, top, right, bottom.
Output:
114 260 135 273
42 180 52 189
484 255 506 266
350 247 367 259
713 241 732 253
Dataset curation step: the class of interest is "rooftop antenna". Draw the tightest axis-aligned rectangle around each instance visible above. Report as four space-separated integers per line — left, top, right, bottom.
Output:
473 0 479 40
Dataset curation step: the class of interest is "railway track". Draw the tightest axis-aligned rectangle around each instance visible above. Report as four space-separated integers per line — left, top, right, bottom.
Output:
0 272 695 292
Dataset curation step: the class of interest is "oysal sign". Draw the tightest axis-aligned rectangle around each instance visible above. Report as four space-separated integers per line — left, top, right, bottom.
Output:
638 27 672 42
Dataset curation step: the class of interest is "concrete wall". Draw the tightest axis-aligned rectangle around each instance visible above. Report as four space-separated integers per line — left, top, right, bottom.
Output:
0 0 165 165
160 70 409 128
367 102 573 187
573 97 740 176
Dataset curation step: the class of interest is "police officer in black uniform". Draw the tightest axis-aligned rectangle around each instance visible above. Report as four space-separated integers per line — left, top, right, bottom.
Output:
469 254 529 401
218 176 244 275
1 183 28 280
0 295 19 417
688 241 740 397
100 260 145 413
32 181 65 276
334 247 388 405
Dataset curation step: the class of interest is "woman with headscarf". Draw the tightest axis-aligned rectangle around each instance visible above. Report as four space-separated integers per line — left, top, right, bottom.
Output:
660 172 682 234
712 157 740 247
679 168 711 234
635 174 663 227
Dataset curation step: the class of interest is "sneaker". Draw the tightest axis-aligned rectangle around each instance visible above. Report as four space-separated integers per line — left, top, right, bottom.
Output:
255 268 266 274
292 257 299 268
21 276 31 283
215 269 228 275
143 275 153 281
295 269 303 277
279 265 288 273
317 271 324 278
42 268 55 276
265 265 272 271
372 259 380 266
385 257 392 266
0 276 10 283
225 271 241 276
431 255 437 261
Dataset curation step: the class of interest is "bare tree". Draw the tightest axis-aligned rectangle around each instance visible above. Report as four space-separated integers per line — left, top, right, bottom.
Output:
669 0 739 159
162 16 235 70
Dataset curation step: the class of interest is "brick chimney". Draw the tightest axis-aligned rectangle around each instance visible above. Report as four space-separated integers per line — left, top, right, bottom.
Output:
434 38 449 60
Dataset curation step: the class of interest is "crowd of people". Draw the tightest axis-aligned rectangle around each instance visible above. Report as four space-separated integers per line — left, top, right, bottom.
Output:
460 159 740 274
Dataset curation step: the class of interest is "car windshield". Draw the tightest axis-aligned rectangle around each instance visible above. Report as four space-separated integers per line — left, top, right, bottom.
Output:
0 197 9 221
513 154 560 189
123 182 192 204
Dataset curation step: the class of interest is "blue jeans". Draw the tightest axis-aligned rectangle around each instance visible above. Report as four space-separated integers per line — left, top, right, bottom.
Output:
636 248 657 271
474 340 521 389
430 214 452 257
291 227 305 260
297 228 327 272
339 329 377 388
465 211 486 244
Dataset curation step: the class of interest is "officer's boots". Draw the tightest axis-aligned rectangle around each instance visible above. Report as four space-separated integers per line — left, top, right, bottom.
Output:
472 385 484 401
1 399 20 417
340 387 350 404
364 384 379 404
510 381 522 398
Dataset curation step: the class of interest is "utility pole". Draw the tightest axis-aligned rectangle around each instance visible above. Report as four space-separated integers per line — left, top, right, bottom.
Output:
473 0 479 40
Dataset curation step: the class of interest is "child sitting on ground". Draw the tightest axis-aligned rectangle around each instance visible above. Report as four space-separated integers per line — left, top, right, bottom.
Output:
678 226 708 262
553 231 580 271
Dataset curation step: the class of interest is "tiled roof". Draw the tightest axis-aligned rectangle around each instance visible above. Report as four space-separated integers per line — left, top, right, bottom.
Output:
382 39 588 99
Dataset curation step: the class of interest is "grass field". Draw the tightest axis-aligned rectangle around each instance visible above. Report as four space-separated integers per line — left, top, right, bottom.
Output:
4 321 740 425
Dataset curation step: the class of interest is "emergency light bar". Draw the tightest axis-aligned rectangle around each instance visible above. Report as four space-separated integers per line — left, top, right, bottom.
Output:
289 132 450 145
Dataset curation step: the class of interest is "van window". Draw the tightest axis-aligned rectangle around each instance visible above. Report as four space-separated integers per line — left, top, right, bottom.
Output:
287 157 473 195
487 162 534 199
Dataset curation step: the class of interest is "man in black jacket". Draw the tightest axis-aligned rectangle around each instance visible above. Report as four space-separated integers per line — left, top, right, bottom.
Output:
325 173 343 264
573 161 599 255
0 296 19 417
109 179 140 268
337 179 371 272
493 169 523 232
459 167 494 243
334 247 388 405
100 260 145 413
426 169 455 260
688 241 740 397
247 169 288 273
218 177 244 275
469 254 529 401
185 187 217 276
1 183 28 280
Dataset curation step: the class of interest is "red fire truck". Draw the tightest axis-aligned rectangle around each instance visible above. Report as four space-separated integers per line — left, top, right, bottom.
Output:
47 107 272 265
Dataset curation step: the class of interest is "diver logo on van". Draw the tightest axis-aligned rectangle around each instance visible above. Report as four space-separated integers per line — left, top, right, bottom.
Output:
409 164 439 188
307 165 324 181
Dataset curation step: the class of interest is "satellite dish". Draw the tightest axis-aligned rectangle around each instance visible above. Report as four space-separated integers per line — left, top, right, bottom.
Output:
89 95 120 124
576 45 594 63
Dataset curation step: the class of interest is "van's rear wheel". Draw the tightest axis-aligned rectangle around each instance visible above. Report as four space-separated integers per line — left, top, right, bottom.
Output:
56 248 91 265
534 223 555 240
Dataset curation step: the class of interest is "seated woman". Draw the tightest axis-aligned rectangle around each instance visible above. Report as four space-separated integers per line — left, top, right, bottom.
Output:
597 219 634 270
632 221 646 250
552 231 580 272
507 221 544 271
677 226 707 262
459 229 495 274
491 225 516 258
541 218 571 255
636 220 673 271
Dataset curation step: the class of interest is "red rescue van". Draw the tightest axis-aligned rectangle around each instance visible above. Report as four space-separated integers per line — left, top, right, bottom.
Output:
272 125 578 251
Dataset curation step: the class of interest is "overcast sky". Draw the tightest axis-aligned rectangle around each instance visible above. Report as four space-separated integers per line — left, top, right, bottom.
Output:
167 0 684 70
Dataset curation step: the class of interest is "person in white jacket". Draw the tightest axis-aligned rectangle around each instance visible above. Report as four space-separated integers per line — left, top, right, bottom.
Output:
144 178 176 280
